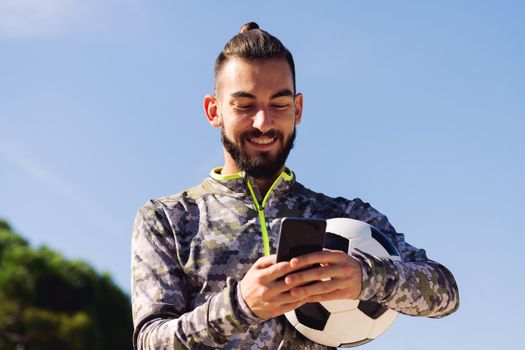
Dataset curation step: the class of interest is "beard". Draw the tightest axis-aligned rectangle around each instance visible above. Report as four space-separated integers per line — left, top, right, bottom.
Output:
221 127 296 180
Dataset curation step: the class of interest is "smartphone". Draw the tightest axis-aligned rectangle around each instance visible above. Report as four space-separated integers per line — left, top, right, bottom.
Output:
276 217 327 264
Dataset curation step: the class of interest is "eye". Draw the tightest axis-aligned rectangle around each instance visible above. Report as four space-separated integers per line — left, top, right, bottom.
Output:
235 104 254 111
272 104 290 111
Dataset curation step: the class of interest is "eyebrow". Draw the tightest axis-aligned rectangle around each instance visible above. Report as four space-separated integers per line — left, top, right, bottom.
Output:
230 89 294 100
230 91 256 99
270 89 294 99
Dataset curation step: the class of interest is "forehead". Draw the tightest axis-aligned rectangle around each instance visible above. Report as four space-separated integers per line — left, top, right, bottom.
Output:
217 58 294 98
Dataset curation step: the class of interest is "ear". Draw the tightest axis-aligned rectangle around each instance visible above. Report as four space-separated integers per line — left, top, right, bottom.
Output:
204 95 221 127
294 92 303 125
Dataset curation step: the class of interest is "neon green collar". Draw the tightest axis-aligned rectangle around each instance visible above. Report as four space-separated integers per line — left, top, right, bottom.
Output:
209 167 294 182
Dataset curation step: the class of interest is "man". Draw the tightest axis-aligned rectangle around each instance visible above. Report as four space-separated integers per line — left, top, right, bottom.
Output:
131 22 459 349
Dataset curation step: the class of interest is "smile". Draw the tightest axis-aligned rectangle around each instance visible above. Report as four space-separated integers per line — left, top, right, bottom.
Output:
248 137 277 145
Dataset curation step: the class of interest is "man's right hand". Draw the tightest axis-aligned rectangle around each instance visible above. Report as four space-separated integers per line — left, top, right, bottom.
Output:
239 254 307 320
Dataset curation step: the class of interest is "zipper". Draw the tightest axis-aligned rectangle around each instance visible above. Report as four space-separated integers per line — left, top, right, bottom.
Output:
246 175 284 256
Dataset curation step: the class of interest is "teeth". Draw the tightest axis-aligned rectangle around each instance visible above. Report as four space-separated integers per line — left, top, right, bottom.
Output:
250 137 274 145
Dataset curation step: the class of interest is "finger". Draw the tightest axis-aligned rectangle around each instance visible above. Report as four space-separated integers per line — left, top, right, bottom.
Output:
289 279 344 299
254 254 277 268
290 250 357 269
284 264 350 287
263 270 328 300
290 249 345 268
264 287 305 305
258 260 297 283
301 289 352 303
254 274 321 304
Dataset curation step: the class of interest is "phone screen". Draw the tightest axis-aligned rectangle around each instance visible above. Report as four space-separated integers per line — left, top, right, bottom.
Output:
276 218 326 263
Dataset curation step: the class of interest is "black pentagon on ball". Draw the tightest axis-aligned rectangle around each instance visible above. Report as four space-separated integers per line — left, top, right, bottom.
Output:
295 302 331 331
369 226 400 257
357 300 388 320
339 338 373 348
323 231 349 252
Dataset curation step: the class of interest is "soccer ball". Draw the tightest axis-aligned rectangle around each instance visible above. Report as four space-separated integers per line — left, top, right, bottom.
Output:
284 218 402 348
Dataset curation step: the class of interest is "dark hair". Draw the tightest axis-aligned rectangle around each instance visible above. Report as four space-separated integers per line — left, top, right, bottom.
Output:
214 22 296 94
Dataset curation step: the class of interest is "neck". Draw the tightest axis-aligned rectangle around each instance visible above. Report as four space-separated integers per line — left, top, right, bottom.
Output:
252 175 280 198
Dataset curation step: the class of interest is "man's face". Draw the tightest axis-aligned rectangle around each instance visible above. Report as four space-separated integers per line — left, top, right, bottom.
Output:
211 58 302 179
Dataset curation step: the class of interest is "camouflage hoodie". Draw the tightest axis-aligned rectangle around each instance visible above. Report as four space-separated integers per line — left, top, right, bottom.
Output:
131 168 459 349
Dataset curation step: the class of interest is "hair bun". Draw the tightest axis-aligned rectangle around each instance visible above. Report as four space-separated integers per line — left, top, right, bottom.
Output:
240 22 260 33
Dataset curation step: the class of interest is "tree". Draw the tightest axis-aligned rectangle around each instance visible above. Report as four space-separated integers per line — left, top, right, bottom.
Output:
0 219 133 350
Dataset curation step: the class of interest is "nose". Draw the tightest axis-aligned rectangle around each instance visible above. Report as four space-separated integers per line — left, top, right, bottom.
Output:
252 107 273 133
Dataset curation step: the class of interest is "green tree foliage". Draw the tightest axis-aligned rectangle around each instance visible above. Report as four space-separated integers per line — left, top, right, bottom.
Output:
0 219 133 350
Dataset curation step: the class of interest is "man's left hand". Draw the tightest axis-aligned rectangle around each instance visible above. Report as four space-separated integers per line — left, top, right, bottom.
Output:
283 249 363 302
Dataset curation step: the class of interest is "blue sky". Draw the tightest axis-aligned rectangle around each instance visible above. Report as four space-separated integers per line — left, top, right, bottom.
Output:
1 1 524 349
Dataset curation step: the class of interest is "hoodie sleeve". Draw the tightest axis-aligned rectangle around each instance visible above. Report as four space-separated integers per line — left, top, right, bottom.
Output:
131 202 262 350
346 198 460 318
